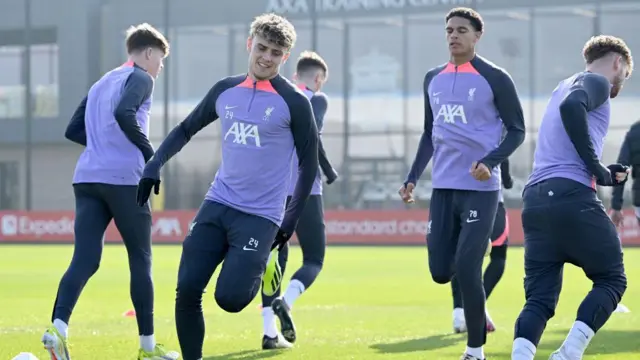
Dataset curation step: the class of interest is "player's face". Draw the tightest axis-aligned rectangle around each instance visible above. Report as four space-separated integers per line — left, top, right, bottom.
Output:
144 47 165 79
247 35 290 81
610 55 629 99
446 17 481 57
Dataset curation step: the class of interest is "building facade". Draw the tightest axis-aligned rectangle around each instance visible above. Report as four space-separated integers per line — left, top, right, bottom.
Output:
1 0 639 210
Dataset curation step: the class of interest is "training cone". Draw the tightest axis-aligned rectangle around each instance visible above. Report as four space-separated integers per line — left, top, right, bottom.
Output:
12 353 39 360
123 309 136 317
614 303 631 313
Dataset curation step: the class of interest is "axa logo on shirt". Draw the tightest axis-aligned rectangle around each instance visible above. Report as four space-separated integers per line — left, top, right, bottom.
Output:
224 121 262 147
435 104 467 124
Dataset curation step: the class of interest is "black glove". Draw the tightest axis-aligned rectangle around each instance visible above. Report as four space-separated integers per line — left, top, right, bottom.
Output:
596 164 630 187
271 229 291 251
136 177 161 206
502 176 513 189
326 169 339 185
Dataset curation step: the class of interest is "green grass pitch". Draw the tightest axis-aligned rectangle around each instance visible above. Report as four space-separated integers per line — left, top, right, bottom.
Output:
1 245 639 359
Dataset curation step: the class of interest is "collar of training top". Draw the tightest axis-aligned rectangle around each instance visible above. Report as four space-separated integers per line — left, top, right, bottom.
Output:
446 55 480 71
121 61 147 73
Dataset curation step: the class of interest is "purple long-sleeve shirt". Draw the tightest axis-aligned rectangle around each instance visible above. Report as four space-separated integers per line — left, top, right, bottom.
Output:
405 55 525 191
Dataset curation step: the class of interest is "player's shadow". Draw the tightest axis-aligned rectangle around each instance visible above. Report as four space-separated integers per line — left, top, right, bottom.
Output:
204 349 286 360
370 333 466 354
490 329 640 358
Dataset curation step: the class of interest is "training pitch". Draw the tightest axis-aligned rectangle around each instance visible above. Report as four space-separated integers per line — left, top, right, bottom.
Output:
1 245 639 359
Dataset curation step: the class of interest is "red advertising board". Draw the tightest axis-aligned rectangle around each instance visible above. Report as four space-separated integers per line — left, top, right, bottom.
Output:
0 209 639 246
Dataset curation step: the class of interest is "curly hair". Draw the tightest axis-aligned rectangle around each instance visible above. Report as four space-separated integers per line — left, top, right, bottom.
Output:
249 13 297 50
583 35 633 77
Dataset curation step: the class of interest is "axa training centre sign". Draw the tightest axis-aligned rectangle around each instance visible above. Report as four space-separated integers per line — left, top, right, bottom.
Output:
266 0 482 14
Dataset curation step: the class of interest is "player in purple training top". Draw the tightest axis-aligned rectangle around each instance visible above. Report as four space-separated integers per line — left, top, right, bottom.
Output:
135 14 318 360
260 50 339 350
42 24 179 360
398 8 525 360
511 36 632 360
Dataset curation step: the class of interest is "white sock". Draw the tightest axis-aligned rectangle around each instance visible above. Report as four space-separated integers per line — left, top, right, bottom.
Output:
465 346 484 359
283 279 305 308
485 308 494 324
140 334 156 352
53 319 68 339
453 307 465 319
262 307 278 338
511 337 536 360
560 321 594 359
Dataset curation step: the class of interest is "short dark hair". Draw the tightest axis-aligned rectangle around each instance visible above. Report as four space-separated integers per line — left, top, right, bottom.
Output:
125 23 170 56
250 13 297 50
445 7 484 32
296 51 328 77
583 35 634 77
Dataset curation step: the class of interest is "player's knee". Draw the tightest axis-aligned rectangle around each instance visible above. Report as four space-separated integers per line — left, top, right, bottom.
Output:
431 271 453 284
429 261 453 284
69 254 101 278
619 275 628 297
214 287 254 313
128 250 152 266
302 252 324 270
593 269 627 299
526 298 557 320
175 278 205 308
608 272 627 299
453 257 482 284
128 255 152 277
429 255 453 284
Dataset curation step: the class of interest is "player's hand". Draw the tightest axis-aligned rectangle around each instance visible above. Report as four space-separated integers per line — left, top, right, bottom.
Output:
398 182 415 204
326 169 339 185
597 164 630 186
271 229 291 251
610 164 630 185
136 177 161 206
502 176 514 189
611 209 624 227
471 161 491 181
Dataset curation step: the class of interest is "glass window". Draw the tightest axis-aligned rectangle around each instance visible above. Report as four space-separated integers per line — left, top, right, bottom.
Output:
284 20 311 80
146 27 175 139
600 2 640 135
317 19 346 169
529 6 596 170
534 6 596 95
317 19 344 98
174 26 229 102
232 25 249 75
406 13 449 132
348 16 404 139
0 46 23 118
479 9 534 165
30 43 58 117
172 26 229 138
478 10 531 97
